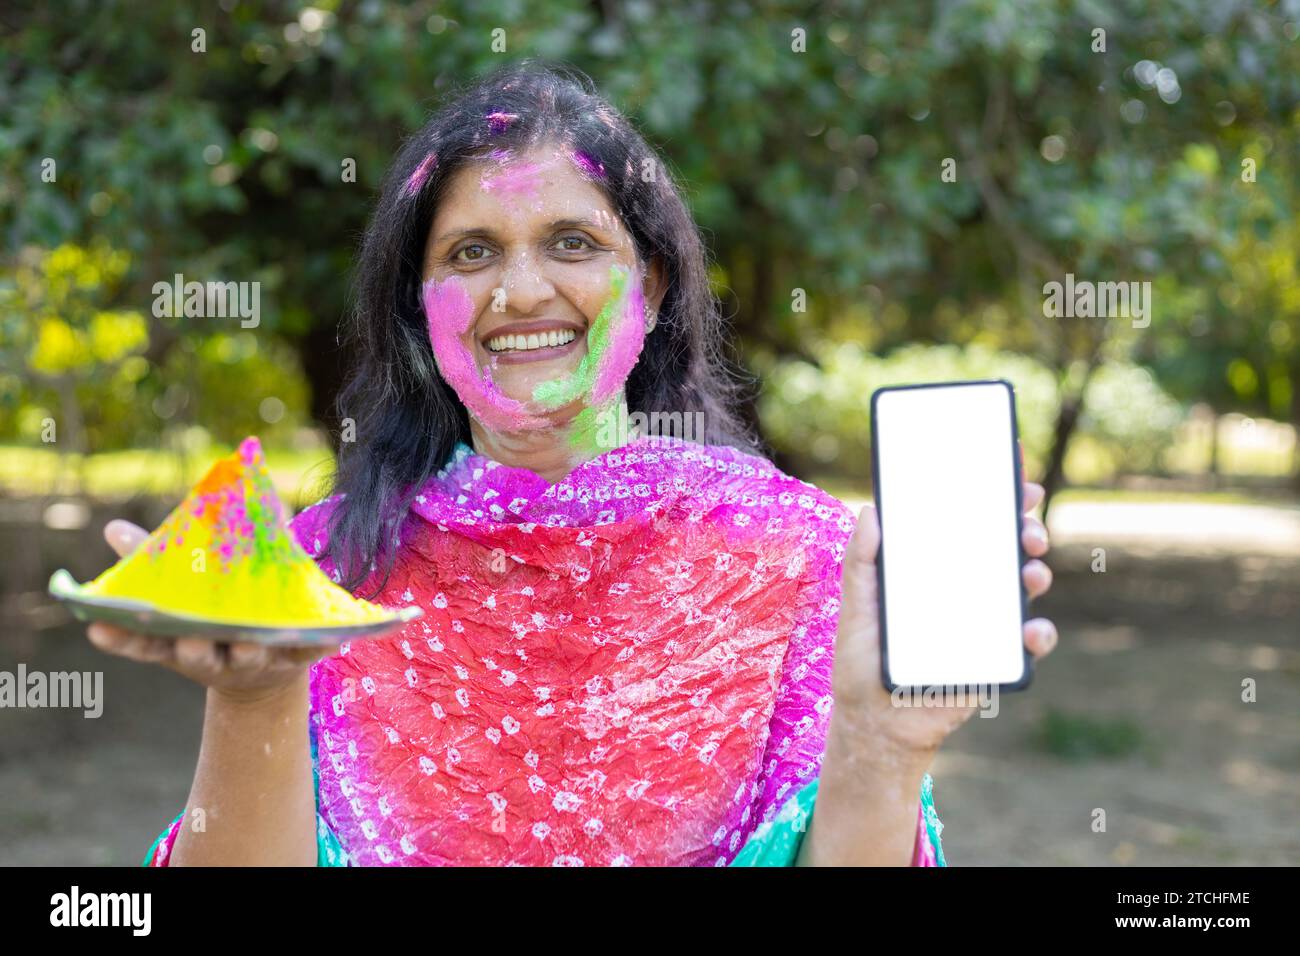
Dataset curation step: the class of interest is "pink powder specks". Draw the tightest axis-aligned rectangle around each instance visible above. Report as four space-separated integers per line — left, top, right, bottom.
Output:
591 271 647 404
570 150 606 180
406 151 439 196
485 111 519 134
480 160 545 200
422 276 549 432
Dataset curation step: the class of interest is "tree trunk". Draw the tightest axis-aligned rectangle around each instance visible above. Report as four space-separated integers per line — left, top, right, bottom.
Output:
1040 397 1080 522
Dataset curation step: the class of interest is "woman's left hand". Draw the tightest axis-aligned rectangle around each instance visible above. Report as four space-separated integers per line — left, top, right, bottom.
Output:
828 455 1057 760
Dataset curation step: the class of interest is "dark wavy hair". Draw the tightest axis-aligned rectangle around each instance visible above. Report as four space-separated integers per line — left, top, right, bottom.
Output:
324 59 763 597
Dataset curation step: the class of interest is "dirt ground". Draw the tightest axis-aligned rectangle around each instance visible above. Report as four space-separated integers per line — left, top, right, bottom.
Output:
1 496 1297 866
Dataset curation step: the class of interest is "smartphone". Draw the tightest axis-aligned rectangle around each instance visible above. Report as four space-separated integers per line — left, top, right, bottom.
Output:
870 379 1032 692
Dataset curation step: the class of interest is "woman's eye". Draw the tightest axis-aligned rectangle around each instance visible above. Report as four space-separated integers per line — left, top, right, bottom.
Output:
554 235 592 252
453 244 492 263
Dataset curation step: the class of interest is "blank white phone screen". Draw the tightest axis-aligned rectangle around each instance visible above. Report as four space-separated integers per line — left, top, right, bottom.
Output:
874 382 1026 687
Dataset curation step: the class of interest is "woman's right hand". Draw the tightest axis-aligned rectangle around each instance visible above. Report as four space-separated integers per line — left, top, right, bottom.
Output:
85 519 336 703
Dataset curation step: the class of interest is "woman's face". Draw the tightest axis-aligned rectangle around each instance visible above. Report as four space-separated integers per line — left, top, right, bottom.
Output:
420 141 662 434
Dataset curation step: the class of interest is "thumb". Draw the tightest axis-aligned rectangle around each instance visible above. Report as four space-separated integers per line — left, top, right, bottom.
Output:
832 503 884 704
104 519 149 558
842 503 881 611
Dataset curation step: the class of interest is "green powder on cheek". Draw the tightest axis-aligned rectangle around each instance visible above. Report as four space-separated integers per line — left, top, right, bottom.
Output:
566 402 604 454
531 265 627 408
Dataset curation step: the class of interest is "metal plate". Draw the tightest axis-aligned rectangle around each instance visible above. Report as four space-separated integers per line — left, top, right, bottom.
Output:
48 569 423 648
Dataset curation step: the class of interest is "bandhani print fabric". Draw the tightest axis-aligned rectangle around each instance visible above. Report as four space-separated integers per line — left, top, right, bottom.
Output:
142 436 946 867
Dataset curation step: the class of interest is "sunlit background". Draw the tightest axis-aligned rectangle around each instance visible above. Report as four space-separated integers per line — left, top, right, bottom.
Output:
2 1 1297 866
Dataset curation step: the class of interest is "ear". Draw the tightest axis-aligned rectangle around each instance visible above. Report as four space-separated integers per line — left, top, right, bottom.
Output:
643 255 668 314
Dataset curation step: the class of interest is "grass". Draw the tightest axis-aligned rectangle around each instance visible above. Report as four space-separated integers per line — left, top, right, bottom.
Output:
1035 708 1148 761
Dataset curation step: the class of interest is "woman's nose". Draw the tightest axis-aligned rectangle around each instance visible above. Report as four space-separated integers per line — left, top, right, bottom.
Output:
497 250 557 312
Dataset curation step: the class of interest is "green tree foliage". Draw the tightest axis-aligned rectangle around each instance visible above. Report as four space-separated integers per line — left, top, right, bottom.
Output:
0 243 149 452
1 1 1296 496
757 341 1183 479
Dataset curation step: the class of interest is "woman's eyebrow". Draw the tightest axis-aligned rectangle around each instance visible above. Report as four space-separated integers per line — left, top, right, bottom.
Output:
432 227 489 245
432 217 612 245
548 216 610 232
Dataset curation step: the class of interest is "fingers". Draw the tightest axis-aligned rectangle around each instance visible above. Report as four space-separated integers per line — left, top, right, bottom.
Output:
86 621 335 697
87 622 130 654
173 636 225 681
1022 559 1053 599
1022 514 1049 557
1023 481 1044 512
104 519 149 558
87 622 175 665
1023 617 1058 658
227 641 270 672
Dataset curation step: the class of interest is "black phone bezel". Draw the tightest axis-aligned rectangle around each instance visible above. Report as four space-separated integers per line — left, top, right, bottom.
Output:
869 378 1034 695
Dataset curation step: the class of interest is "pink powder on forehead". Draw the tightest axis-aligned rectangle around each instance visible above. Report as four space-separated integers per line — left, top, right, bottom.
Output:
422 277 548 431
480 160 546 200
592 272 647 405
406 151 438 196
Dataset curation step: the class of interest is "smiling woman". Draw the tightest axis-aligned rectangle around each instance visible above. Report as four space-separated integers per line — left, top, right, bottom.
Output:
106 59 1057 869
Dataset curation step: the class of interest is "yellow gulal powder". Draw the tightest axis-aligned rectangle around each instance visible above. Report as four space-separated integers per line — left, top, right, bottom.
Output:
80 436 390 628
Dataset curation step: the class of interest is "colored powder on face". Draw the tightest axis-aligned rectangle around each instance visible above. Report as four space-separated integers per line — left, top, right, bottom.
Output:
480 159 546 200
485 111 519 134
530 264 630 409
422 276 549 431
570 150 606 180
406 151 438 196
564 392 627 457
566 403 600 454
591 278 646 405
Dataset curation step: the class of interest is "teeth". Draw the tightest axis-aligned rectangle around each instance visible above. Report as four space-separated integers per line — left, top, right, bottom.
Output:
486 329 577 353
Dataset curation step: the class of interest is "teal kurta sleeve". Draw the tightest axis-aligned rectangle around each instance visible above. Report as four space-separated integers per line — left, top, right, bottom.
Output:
728 772 947 866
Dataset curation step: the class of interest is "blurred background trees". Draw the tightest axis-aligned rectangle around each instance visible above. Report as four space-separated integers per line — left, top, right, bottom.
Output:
2 0 1298 509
